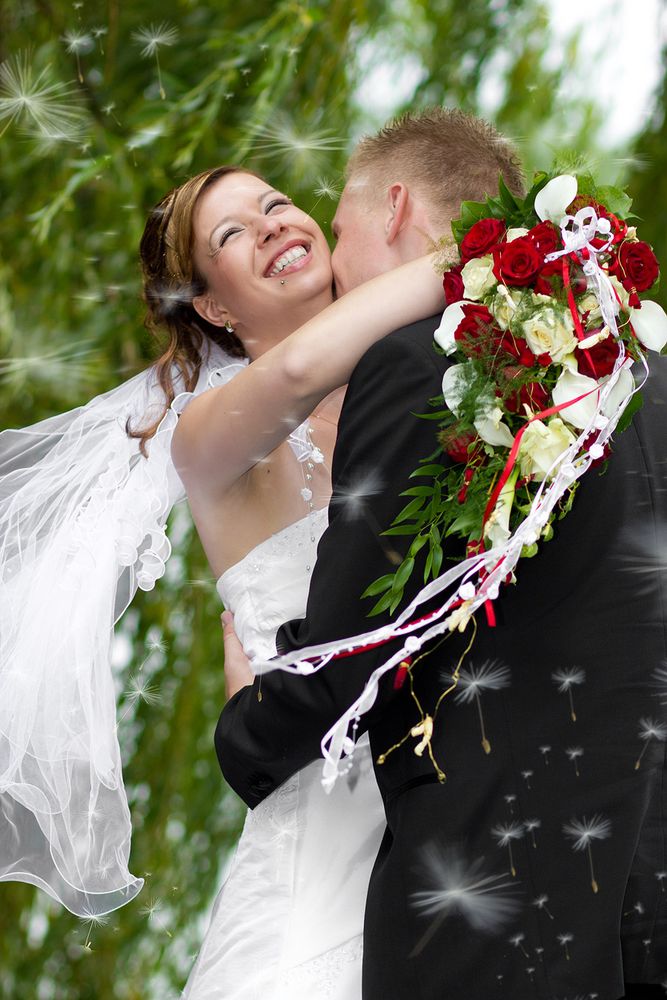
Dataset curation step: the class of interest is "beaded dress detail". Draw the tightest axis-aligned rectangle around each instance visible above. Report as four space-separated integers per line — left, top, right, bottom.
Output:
182 510 386 1000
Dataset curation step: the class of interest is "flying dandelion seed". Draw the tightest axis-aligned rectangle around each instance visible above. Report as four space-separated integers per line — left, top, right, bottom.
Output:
313 175 341 201
0 52 87 141
563 815 611 894
557 932 574 961
139 895 173 937
534 946 544 960
146 636 167 654
656 871 667 892
62 30 93 83
623 901 644 918
132 22 179 99
552 667 586 722
250 115 346 182
565 746 584 777
509 932 529 958
454 660 511 753
635 717 667 769
532 894 555 920
410 844 521 955
539 745 551 765
652 664 667 703
521 770 533 789
91 26 108 53
526 967 536 981
491 822 524 877
504 794 517 815
80 909 110 950
125 675 161 707
524 819 541 849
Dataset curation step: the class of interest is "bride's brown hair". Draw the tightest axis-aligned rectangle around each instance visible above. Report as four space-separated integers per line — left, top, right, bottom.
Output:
131 165 263 454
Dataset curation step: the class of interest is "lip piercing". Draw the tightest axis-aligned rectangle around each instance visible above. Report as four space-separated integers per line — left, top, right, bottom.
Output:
280 279 286 285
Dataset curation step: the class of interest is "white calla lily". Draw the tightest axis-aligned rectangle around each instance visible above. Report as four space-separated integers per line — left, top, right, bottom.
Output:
602 364 635 417
474 406 515 447
441 364 468 415
434 302 469 355
629 300 667 353
552 368 600 429
484 469 518 549
534 174 578 225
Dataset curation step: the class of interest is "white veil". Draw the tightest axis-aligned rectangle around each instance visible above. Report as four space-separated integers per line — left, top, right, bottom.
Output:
0 340 245 916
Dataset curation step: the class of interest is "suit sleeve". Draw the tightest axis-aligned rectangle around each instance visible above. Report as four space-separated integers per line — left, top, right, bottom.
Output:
215 329 447 806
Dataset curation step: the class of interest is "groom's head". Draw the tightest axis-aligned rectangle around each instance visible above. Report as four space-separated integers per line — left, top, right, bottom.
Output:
331 108 524 294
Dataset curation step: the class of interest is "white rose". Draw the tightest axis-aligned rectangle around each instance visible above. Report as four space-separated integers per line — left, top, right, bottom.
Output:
521 304 577 362
534 174 578 225
518 418 576 481
629 300 667 353
506 227 529 242
552 369 600 429
489 286 524 331
434 301 470 355
578 292 602 326
461 255 496 300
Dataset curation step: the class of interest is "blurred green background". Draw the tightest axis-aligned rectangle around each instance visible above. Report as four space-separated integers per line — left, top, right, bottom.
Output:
1 0 665 997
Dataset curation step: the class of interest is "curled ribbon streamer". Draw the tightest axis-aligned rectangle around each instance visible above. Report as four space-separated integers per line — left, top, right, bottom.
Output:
544 206 619 338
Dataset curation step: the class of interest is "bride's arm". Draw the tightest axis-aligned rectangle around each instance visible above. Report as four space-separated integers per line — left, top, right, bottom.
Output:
172 255 443 498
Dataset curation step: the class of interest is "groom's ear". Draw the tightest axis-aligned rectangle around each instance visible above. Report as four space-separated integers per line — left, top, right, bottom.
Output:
384 182 409 245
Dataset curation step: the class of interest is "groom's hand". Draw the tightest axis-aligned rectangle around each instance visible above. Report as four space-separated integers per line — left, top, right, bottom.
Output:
221 611 253 700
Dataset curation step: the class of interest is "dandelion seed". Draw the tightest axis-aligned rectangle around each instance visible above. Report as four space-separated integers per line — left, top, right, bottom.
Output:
62 30 93 83
132 22 178 99
313 175 341 201
539 745 551 764
504 794 517 815
409 844 521 954
635 717 667 769
532 894 555 919
656 871 667 892
250 114 346 182
521 770 533 789
455 660 511 753
509 932 529 958
91 26 108 53
125 675 161 707
526 967 536 981
534 946 544 960
563 814 611 893
81 908 109 949
557 931 574 960
524 819 541 848
146 636 167 654
565 746 584 777
491 822 524 877
139 895 173 937
623 900 645 917
0 52 86 141
552 667 586 721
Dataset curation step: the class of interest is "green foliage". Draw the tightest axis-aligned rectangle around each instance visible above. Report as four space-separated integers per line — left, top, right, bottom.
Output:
1 0 657 996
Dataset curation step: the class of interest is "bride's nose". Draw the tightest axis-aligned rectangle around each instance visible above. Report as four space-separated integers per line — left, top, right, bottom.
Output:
257 213 286 243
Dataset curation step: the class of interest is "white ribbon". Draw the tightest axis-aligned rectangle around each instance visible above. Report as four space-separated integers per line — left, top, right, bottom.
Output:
544 206 620 338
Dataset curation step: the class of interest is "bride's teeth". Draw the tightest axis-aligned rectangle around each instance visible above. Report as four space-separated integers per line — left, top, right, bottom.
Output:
269 245 308 276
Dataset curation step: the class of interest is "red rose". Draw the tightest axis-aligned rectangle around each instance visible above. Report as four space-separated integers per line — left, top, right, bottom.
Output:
460 217 506 263
534 258 563 296
454 303 501 357
499 331 550 368
502 370 550 414
576 334 620 379
438 426 482 465
609 241 659 293
443 264 465 305
527 221 561 257
493 237 542 287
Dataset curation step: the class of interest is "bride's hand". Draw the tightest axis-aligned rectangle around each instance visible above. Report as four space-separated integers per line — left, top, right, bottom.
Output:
221 611 254 699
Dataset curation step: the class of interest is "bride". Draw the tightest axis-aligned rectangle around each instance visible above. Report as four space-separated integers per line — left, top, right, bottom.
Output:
0 164 444 996
144 166 444 999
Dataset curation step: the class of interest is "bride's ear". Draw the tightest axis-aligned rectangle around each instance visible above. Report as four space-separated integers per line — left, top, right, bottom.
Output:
385 182 409 245
192 292 235 329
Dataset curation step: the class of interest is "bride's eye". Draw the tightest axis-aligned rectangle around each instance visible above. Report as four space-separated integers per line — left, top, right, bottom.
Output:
218 227 242 248
265 198 291 212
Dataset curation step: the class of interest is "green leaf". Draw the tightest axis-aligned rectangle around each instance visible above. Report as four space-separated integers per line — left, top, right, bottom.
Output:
409 534 429 558
393 496 426 522
615 389 644 433
400 485 435 497
382 523 423 536
392 557 415 593
595 185 632 218
361 573 395 599
367 591 395 617
410 463 446 477
431 543 444 578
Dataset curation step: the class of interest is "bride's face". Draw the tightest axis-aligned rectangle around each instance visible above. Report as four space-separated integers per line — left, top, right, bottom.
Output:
191 172 333 339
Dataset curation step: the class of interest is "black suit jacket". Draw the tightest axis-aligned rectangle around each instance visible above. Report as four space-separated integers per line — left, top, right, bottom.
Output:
216 317 667 998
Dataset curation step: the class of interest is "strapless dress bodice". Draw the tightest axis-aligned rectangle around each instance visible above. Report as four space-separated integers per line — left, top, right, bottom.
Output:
216 508 329 662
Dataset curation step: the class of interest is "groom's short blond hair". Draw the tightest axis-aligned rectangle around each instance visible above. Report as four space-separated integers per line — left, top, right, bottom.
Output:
346 108 525 223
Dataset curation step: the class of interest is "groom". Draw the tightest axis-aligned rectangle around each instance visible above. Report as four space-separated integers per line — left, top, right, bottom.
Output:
216 109 667 999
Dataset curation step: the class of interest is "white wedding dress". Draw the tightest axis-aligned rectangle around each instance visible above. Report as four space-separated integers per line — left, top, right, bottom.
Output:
182 507 387 1000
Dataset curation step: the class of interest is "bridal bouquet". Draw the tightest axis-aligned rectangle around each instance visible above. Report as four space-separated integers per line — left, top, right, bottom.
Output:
365 170 666 617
